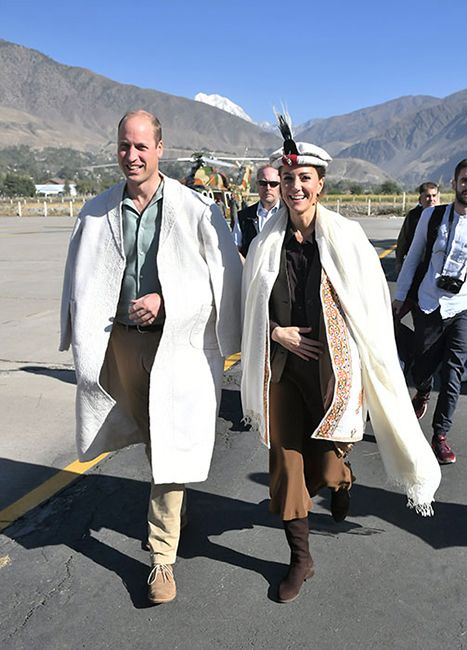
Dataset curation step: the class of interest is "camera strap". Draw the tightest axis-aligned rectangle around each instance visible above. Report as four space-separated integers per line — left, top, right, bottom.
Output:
440 204 455 275
407 204 448 300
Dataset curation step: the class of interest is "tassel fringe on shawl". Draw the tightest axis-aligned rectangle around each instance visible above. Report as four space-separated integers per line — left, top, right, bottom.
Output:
241 204 441 516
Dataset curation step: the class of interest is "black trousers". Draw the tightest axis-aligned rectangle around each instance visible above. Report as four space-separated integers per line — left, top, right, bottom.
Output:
412 307 467 436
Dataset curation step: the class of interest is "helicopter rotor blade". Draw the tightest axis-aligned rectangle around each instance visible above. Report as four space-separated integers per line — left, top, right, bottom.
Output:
200 157 237 168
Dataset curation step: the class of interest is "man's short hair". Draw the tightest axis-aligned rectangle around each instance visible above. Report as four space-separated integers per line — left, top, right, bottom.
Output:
256 164 278 180
117 110 162 144
418 181 439 194
454 159 467 181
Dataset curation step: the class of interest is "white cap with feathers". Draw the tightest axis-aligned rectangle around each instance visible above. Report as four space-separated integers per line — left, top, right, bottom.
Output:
270 112 332 170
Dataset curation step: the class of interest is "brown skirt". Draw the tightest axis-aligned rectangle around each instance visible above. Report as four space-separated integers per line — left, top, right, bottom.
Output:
269 353 354 521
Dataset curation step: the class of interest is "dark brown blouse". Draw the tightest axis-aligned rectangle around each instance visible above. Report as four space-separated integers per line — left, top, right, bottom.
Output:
270 220 322 336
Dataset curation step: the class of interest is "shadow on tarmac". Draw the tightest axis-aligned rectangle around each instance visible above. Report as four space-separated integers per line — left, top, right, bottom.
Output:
1 461 281 608
2 460 467 609
20 365 76 385
248 471 467 547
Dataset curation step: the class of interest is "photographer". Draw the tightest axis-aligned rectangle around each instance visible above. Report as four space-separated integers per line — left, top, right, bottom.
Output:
393 159 467 465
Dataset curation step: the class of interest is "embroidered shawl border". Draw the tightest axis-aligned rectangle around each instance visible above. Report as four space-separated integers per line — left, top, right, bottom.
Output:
315 272 353 439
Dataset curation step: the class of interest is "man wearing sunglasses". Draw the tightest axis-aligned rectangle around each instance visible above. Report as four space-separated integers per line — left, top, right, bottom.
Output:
232 165 281 258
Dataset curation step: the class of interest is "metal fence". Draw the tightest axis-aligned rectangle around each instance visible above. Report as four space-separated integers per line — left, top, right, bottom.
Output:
0 196 88 217
0 192 454 218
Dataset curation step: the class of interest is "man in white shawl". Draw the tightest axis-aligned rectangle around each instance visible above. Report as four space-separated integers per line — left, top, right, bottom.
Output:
60 110 242 605
241 114 440 604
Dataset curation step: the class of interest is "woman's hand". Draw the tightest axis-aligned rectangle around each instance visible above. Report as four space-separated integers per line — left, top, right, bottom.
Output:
271 326 324 361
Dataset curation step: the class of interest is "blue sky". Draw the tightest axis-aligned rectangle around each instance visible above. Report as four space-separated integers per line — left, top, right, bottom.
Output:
2 0 463 125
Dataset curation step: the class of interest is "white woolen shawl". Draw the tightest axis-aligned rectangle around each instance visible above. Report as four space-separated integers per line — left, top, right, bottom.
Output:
241 204 441 515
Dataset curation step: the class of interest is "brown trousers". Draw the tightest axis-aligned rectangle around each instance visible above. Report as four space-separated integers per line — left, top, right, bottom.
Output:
269 354 353 521
100 323 185 564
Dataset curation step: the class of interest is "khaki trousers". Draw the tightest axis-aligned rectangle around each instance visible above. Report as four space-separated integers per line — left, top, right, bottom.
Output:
101 323 185 564
269 354 353 521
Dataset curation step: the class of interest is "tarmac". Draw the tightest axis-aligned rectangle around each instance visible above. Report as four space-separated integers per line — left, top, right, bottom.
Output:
0 216 466 650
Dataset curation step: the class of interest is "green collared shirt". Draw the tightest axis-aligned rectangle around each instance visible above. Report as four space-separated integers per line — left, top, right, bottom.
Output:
116 180 164 325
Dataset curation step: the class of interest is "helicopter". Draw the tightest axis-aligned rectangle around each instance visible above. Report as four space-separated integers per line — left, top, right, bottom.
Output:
161 151 268 220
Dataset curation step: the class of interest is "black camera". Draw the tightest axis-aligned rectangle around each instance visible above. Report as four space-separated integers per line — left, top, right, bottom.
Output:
436 275 464 294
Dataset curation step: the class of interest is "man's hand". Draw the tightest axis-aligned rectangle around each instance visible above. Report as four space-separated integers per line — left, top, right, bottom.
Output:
129 293 164 325
237 248 246 264
271 326 324 361
392 299 405 320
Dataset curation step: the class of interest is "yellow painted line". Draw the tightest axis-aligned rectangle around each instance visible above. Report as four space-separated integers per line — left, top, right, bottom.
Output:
0 354 242 533
379 243 396 259
224 352 240 371
0 554 11 569
0 453 108 533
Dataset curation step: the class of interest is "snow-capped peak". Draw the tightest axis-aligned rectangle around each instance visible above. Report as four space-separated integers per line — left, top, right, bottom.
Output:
194 93 253 123
256 120 276 133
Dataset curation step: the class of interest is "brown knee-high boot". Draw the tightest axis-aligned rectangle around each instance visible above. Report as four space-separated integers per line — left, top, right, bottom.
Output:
278 517 314 603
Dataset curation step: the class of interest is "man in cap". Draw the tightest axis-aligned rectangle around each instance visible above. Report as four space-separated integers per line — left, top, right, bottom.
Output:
232 165 281 258
60 109 242 604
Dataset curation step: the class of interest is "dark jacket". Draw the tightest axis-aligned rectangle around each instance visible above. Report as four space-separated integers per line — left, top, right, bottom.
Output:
237 202 260 257
395 204 423 272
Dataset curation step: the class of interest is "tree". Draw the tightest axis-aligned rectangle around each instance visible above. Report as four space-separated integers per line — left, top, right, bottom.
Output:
379 180 402 195
349 182 363 195
0 173 36 197
75 179 100 195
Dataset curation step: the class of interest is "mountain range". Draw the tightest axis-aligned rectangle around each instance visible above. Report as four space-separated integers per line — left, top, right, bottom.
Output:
0 39 466 187
296 93 467 186
0 39 277 158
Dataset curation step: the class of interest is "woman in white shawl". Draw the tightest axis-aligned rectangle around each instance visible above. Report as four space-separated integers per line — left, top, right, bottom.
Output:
241 115 441 604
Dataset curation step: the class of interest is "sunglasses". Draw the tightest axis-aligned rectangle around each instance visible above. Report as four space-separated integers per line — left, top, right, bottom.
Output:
257 180 280 188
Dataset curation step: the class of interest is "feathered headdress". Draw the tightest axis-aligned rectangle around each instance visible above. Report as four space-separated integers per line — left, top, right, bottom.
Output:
270 110 332 170
276 111 299 159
